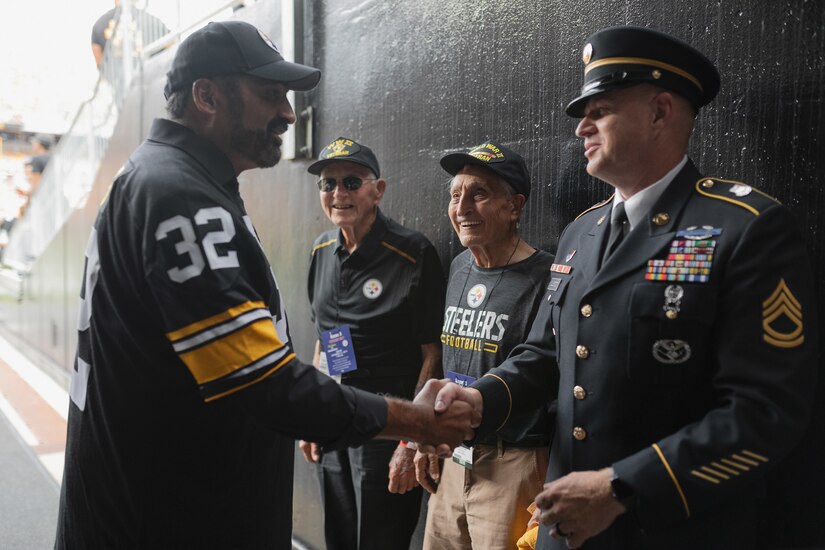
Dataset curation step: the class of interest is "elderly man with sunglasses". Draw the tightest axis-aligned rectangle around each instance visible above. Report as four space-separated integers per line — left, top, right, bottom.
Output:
299 137 446 550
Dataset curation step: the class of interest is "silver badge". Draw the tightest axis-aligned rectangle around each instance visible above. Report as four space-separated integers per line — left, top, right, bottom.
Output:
663 285 683 319
681 225 716 241
652 339 692 364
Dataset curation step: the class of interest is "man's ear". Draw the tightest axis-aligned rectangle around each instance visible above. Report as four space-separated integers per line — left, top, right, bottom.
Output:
652 91 675 126
374 179 386 202
510 193 526 220
191 79 219 114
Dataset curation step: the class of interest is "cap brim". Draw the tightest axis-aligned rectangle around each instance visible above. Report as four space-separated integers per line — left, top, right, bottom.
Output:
248 59 321 91
565 81 645 117
440 153 500 176
307 157 376 176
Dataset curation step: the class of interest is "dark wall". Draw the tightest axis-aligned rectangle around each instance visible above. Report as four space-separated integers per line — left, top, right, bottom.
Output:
2 1 823 548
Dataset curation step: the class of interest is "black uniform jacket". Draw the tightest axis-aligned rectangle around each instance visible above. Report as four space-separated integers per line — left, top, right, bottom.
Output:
474 160 818 549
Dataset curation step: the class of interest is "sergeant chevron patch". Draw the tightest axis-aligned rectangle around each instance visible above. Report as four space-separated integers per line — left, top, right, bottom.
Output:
762 278 804 348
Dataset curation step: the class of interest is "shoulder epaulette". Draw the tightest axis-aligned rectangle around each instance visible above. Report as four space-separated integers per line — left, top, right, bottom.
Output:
694 177 780 216
574 193 614 220
311 238 336 255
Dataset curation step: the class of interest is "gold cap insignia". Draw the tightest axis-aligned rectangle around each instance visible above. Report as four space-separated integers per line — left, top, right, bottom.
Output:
582 43 593 64
652 212 670 226
762 278 804 348
652 69 662 79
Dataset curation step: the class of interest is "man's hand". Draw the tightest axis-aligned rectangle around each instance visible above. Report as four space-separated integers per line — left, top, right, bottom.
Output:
413 450 441 494
388 444 419 494
535 468 625 549
412 378 483 456
297 440 321 464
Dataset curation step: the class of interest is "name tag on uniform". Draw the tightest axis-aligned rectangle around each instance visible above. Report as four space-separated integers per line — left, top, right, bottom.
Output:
452 444 474 469
446 371 477 387
321 326 358 375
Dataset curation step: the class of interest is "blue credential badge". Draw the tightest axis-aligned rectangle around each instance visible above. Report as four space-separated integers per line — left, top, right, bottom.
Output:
321 326 358 375
446 371 477 387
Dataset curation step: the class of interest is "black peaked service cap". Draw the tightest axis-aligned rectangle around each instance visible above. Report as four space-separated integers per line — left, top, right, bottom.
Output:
308 137 381 178
566 26 720 117
440 141 531 198
164 21 321 99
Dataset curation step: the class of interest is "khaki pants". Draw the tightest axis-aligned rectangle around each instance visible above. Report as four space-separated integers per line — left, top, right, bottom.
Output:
423 443 549 550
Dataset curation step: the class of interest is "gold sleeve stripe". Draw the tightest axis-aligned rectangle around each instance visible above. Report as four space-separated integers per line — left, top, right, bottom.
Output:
574 194 614 220
700 465 730 480
741 450 769 462
172 308 273 353
205 352 295 402
711 461 740 476
482 373 513 431
166 300 267 342
652 443 690 518
381 242 417 264
720 457 751 471
585 57 703 92
731 453 759 467
312 239 337 255
179 318 284 384
690 470 720 484
694 181 760 216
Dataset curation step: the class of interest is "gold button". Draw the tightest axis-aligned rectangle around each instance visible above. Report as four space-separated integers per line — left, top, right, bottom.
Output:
702 179 715 188
665 309 678 320
573 385 587 400
575 345 590 359
582 43 593 64
652 69 662 79
652 212 670 226
580 304 593 317
573 427 587 441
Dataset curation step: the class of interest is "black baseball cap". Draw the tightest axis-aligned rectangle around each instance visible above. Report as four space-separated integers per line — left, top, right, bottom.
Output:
307 137 381 177
164 21 321 99
566 26 720 117
440 141 531 198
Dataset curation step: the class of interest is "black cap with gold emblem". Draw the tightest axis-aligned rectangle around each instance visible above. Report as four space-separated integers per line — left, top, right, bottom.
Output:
565 26 720 117
307 137 381 177
440 141 531 198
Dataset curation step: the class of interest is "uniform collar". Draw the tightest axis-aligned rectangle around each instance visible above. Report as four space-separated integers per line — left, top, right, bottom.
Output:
613 155 688 230
335 208 389 258
147 118 237 188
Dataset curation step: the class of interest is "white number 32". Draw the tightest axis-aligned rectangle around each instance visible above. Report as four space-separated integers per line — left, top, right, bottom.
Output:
155 206 239 283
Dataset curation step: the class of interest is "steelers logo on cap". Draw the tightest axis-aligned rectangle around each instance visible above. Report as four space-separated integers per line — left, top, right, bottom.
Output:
466 284 487 308
363 278 383 299
257 30 279 52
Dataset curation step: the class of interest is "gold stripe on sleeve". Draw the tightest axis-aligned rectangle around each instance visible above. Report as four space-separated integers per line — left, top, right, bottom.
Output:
204 352 295 402
690 470 720 484
720 457 751 471
741 450 769 463
482 373 513 431
381 242 417 264
731 453 760 467
179 318 284 384
652 443 691 518
166 300 267 342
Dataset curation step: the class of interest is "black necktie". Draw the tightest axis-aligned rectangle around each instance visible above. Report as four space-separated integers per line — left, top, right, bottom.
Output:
602 202 628 266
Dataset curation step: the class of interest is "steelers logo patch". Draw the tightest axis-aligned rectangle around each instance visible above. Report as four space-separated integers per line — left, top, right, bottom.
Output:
363 278 383 299
466 284 487 308
257 30 279 52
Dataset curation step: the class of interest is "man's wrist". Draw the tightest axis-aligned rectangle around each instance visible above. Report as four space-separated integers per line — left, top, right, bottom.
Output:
609 468 636 511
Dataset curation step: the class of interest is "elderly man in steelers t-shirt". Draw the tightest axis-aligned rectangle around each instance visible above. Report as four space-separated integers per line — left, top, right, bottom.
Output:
414 141 555 550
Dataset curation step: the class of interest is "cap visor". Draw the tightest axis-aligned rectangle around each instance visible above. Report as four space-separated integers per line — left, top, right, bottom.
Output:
307 158 374 176
248 59 321 91
440 153 502 176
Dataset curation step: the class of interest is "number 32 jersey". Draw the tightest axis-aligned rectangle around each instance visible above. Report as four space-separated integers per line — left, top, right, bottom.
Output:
56 119 386 548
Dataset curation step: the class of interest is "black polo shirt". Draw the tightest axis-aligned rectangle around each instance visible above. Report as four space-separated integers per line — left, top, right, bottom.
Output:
56 118 387 549
308 209 445 398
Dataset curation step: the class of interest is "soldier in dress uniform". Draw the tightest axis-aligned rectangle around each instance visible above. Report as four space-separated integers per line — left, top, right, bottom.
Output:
421 26 819 549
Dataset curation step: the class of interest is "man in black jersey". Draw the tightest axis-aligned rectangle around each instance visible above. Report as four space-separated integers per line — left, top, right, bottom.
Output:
56 20 475 549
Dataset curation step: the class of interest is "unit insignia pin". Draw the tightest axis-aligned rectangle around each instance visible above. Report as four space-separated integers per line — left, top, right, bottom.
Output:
652 339 692 364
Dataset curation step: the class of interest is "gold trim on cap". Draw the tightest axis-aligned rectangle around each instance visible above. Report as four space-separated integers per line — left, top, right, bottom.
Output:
584 56 703 93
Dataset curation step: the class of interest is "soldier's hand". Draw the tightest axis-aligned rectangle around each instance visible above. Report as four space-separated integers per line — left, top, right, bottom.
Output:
413 450 440 494
297 440 321 464
413 378 482 456
388 443 419 494
536 468 625 549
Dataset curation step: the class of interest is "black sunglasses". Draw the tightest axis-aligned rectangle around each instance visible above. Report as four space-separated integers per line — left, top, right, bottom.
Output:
317 176 374 192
